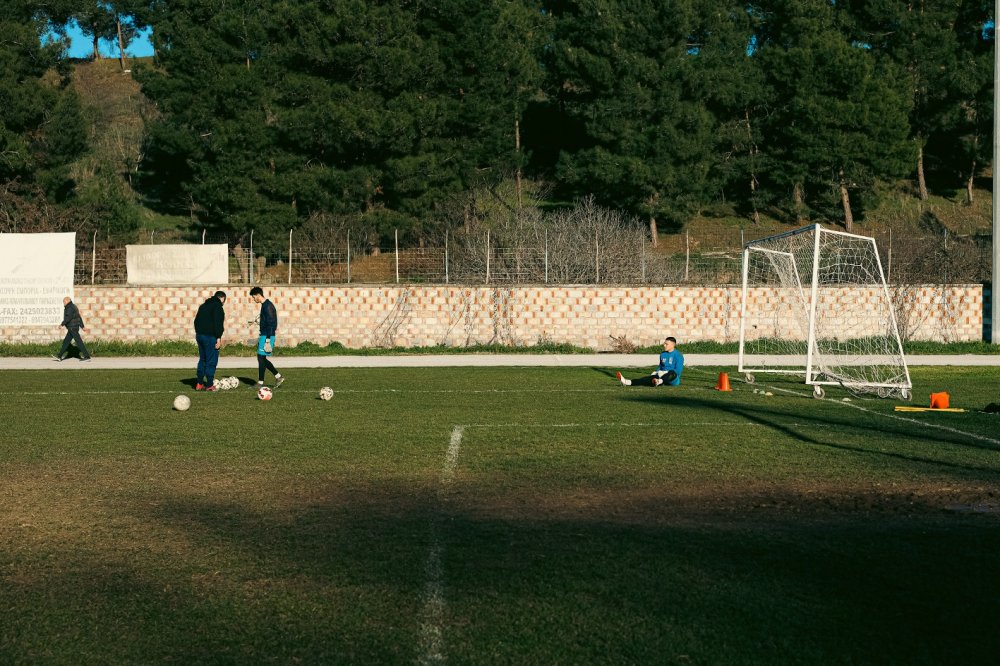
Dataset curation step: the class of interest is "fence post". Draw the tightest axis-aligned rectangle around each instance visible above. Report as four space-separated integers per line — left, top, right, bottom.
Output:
395 229 400 284
887 229 892 283
641 236 646 283
91 231 97 285
347 229 351 284
445 230 449 284
486 229 490 284
249 230 254 284
288 229 293 284
684 230 690 282
595 228 600 284
544 229 548 283
202 229 205 245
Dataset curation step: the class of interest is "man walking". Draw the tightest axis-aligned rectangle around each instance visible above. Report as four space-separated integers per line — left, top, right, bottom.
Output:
194 290 226 391
249 287 284 389
53 296 91 361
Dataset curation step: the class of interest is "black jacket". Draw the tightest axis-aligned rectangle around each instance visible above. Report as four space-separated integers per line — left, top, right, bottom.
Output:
194 297 225 338
259 299 278 336
62 301 84 330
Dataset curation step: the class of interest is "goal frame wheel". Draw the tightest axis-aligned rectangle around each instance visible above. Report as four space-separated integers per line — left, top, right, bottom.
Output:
744 373 755 385
812 385 825 399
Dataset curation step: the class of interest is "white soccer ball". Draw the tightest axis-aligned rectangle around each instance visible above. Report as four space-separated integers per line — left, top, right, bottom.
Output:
319 386 334 401
257 385 273 401
228 376 239 389
173 395 191 411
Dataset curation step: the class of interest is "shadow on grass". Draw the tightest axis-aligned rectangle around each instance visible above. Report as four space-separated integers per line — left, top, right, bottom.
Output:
3 483 998 663
617 386 1000 478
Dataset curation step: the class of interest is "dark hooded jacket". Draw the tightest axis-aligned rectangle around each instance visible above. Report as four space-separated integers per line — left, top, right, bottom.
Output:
194 297 225 338
62 301 84 330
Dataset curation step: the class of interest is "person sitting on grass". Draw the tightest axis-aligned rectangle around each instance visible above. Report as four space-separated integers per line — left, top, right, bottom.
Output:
616 336 684 387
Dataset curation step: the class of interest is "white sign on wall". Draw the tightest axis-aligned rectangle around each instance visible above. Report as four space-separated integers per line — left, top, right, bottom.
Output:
126 244 229 285
0 232 76 326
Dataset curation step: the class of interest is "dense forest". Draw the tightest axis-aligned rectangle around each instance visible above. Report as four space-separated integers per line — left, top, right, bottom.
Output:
1 1 994 251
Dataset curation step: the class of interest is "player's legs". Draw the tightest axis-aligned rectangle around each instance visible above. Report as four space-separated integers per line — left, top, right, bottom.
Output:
70 328 90 359
616 371 659 387
195 334 213 384
257 354 278 382
57 330 74 359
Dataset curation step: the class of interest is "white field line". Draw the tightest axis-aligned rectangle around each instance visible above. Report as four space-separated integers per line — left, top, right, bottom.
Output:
757 383 1000 447
462 422 813 428
418 425 464 665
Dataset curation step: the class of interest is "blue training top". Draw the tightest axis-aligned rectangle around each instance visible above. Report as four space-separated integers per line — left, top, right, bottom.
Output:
658 349 684 385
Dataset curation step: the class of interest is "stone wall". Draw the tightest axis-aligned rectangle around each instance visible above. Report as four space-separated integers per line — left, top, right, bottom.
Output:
1 284 983 349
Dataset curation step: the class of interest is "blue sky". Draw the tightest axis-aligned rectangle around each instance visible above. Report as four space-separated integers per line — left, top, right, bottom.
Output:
46 21 154 59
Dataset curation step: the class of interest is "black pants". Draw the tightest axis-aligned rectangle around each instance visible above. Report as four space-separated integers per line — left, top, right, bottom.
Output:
58 327 90 359
257 354 277 382
625 374 660 387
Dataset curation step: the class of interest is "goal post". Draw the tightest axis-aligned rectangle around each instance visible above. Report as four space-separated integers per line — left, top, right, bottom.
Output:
738 224 912 399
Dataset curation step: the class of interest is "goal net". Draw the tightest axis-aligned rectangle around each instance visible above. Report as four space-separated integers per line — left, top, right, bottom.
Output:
738 224 911 399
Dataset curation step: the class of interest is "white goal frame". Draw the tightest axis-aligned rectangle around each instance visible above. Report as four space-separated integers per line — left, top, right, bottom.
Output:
737 224 912 399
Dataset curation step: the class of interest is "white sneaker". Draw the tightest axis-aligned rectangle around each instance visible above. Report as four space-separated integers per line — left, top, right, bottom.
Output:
274 375 284 388
616 371 631 387
652 378 663 387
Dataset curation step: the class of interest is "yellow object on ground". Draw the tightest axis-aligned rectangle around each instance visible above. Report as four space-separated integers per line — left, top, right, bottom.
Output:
894 406 967 413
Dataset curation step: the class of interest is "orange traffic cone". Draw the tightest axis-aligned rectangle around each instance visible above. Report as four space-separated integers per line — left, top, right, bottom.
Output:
714 372 732 392
929 392 950 409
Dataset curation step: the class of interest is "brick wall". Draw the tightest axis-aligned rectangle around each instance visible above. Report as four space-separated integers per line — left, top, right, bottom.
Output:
2 284 983 349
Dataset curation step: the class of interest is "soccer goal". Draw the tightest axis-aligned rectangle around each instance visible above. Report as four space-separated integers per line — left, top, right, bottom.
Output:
738 224 911 399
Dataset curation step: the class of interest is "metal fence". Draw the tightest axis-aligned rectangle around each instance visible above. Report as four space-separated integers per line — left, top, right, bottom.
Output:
72 229 992 287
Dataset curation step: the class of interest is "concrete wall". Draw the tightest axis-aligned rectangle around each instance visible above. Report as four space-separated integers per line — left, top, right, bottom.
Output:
1 284 983 349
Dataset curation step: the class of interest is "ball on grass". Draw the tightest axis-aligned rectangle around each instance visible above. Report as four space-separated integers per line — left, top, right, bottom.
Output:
319 386 334 401
173 395 191 411
257 386 273 401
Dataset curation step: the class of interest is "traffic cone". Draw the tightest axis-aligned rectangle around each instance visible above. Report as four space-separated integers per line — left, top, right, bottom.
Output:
929 392 950 409
714 372 732 392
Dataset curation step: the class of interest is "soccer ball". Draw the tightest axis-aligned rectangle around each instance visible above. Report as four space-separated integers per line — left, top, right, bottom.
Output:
319 386 334 401
257 386 273 401
173 394 191 411
227 376 239 389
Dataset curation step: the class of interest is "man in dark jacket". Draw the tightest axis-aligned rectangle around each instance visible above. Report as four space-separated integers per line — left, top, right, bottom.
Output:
194 290 226 391
53 296 91 361
250 286 284 388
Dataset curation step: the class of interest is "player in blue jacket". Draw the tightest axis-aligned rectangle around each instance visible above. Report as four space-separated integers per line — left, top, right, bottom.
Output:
250 287 285 389
616 336 684 387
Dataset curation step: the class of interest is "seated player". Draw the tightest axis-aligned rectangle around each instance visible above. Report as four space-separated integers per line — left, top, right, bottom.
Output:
616 336 684 387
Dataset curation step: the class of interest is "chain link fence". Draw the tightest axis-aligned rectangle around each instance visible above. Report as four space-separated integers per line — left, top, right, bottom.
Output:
71 213 992 288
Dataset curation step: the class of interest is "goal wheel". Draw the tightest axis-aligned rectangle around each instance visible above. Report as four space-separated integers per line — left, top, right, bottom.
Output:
900 389 911 401
877 387 891 399
744 373 755 385
812 385 825 399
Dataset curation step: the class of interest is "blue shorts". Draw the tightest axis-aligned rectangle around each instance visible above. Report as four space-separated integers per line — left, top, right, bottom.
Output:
257 335 275 356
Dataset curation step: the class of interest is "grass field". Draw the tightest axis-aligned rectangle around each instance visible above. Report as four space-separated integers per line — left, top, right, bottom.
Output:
2 365 998 664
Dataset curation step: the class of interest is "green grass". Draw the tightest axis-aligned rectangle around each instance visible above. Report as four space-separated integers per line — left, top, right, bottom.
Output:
2 366 999 663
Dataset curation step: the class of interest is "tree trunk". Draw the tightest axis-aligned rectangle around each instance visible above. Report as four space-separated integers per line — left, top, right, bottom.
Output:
648 217 658 247
792 182 805 222
514 117 523 210
745 109 760 224
92 33 100 59
966 159 976 205
839 169 854 232
916 142 928 201
116 20 128 71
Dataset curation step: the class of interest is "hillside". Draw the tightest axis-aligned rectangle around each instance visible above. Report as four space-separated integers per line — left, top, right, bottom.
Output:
68 59 993 257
